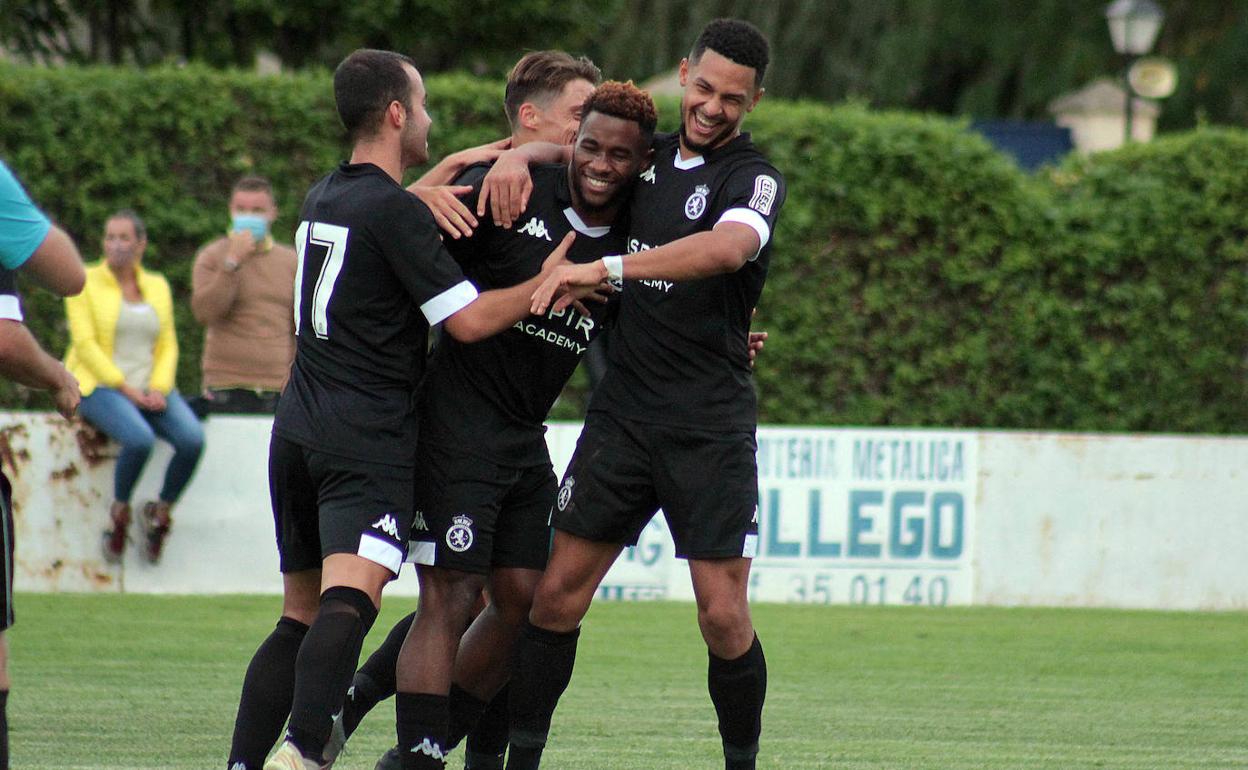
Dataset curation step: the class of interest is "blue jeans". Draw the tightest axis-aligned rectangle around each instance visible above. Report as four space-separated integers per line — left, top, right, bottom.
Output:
78 388 205 504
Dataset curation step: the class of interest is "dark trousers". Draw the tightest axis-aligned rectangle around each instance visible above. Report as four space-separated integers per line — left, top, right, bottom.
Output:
189 388 280 417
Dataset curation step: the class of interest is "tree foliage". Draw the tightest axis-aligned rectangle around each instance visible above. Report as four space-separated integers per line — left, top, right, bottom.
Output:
3 1 1244 128
597 0 1248 130
4 64 1248 432
1 0 620 70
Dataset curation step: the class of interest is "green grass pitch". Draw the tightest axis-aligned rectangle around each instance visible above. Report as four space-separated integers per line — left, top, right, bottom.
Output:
8 594 1246 769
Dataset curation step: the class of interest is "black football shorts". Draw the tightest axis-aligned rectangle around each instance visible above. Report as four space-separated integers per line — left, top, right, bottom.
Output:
269 434 413 576
407 442 555 575
553 412 760 559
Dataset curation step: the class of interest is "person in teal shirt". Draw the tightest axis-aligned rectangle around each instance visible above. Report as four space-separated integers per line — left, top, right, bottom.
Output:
0 159 85 770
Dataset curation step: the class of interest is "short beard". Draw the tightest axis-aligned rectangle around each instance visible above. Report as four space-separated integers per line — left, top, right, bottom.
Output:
679 115 733 154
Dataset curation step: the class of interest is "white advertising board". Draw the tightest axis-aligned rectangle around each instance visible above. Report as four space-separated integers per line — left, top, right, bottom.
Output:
5 413 1245 609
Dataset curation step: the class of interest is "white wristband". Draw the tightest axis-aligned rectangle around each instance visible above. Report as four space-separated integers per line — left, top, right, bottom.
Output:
602 255 624 282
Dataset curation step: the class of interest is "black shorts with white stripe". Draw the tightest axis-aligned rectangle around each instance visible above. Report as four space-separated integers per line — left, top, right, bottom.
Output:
268 434 413 577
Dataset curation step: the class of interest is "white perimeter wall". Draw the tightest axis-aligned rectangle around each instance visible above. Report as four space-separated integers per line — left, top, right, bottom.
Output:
2 412 1244 610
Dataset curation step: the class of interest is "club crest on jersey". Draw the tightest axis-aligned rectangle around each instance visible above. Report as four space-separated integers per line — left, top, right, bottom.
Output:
557 476 575 511
371 514 400 539
446 515 474 552
517 217 552 241
685 184 709 220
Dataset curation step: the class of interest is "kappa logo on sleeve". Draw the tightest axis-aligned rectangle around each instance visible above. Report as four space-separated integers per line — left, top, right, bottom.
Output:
748 174 778 216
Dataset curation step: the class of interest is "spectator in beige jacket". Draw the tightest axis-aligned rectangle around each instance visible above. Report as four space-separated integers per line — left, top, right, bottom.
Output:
191 176 297 415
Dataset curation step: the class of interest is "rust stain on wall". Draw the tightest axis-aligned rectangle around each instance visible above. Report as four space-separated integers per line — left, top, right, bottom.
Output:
0 423 31 477
50 462 80 482
74 422 114 467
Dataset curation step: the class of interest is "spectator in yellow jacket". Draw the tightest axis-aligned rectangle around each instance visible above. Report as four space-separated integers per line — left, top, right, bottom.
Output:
65 210 204 564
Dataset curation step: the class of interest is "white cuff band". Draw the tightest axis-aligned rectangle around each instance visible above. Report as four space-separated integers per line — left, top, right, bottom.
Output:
602 255 624 282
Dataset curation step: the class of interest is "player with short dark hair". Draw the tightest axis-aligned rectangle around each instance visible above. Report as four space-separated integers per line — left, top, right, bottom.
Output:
492 18 786 770
225 48 584 770
329 81 656 770
328 60 613 770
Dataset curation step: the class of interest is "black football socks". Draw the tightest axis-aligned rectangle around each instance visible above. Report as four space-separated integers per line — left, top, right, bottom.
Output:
343 610 414 737
285 586 378 761
227 616 309 769
396 691 450 769
463 683 509 770
708 634 767 770
505 621 580 770
0 688 8 770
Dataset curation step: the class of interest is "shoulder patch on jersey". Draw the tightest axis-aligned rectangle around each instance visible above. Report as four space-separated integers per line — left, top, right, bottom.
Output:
749 175 778 216
639 166 656 184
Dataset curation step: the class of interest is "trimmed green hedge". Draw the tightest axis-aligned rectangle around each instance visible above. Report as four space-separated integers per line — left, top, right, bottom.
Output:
3 64 1247 432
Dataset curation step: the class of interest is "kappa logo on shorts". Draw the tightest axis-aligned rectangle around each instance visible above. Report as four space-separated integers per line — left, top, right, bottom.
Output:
446 514 474 552
412 510 428 532
230 764 246 770
557 476 575 511
371 514 400 539
684 184 709 220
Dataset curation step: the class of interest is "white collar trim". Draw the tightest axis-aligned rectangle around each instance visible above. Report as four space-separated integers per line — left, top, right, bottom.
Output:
563 207 611 238
672 148 706 170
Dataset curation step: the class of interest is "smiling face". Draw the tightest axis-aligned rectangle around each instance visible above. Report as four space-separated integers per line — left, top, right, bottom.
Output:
569 110 651 220
678 48 763 154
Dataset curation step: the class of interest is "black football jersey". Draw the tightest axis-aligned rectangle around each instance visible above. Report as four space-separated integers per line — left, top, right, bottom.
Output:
589 132 786 431
0 267 21 322
419 163 625 466
274 162 478 467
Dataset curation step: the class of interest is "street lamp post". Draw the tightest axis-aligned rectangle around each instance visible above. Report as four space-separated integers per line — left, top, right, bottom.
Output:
1105 0 1165 144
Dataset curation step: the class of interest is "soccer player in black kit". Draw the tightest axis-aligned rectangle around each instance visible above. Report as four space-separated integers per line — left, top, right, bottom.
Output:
226 49 582 770
331 82 657 770
496 19 786 770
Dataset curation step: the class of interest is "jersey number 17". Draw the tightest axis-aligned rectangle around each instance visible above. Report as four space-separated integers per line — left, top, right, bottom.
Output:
294 221 349 340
